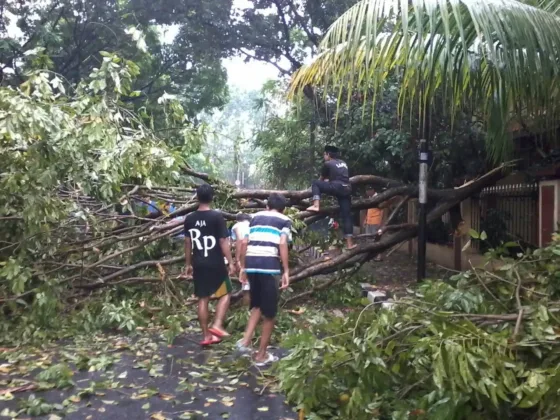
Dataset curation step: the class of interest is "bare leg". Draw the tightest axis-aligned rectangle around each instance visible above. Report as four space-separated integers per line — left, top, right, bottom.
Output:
242 291 250 306
254 317 275 362
241 307 261 347
198 297 212 341
211 293 231 335
306 199 320 212
345 236 357 250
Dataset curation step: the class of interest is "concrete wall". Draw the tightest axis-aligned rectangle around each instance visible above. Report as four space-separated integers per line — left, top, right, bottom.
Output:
402 198 488 271
401 240 487 270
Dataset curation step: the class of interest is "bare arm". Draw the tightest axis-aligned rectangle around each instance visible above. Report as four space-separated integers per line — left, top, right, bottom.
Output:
320 164 329 181
184 237 192 268
238 237 248 269
233 227 242 263
237 237 249 284
279 235 289 274
279 235 290 289
219 237 234 266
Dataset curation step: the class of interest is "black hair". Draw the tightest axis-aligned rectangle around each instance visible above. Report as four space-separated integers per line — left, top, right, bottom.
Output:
324 145 340 159
236 212 252 222
267 193 287 212
196 183 214 204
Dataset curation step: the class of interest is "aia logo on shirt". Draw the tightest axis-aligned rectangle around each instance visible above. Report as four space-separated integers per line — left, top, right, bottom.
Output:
336 162 347 169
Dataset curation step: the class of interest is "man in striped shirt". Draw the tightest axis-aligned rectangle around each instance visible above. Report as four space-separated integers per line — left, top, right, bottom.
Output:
237 193 291 366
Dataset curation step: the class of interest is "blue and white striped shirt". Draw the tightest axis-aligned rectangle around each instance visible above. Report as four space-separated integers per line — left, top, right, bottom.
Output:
244 210 292 275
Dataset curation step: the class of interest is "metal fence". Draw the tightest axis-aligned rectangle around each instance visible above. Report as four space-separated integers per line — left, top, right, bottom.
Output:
470 183 539 250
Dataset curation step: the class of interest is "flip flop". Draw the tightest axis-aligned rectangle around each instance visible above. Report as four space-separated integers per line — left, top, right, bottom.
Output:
254 352 279 367
200 335 221 346
209 327 230 339
235 339 253 356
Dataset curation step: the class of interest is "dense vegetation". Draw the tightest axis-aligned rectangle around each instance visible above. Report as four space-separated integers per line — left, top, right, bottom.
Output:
278 238 560 419
2 0 560 419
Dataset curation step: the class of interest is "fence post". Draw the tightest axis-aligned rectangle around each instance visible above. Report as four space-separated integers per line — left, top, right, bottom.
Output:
451 199 472 271
539 180 559 247
407 200 418 256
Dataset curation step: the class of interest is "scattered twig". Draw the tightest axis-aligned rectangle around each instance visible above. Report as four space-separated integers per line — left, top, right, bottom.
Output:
469 262 509 311
513 269 524 339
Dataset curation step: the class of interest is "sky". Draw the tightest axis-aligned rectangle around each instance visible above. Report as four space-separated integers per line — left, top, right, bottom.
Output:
223 0 284 91
223 57 281 91
158 23 282 92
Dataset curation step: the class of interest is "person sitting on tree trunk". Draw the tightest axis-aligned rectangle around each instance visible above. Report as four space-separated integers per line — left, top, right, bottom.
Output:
307 145 356 250
181 184 236 346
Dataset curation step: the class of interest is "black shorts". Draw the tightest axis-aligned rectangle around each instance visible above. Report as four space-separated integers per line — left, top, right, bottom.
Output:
247 273 279 319
193 266 228 298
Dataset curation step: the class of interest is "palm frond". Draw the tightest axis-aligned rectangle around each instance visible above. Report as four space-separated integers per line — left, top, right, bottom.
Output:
291 0 560 161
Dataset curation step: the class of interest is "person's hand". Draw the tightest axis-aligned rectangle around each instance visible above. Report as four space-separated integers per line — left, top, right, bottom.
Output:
280 272 290 290
239 270 248 285
228 263 236 278
179 265 193 279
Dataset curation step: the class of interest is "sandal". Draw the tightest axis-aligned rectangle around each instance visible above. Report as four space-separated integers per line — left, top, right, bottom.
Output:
235 339 252 355
200 335 221 346
209 327 230 339
254 352 279 367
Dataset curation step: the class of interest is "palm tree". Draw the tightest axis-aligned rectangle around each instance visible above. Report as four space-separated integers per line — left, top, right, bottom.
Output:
290 0 560 161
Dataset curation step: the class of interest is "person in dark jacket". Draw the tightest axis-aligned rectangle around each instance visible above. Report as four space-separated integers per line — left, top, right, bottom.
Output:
307 145 356 250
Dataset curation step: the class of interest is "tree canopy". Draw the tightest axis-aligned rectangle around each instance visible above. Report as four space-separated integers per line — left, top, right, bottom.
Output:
1 0 230 118
291 0 560 161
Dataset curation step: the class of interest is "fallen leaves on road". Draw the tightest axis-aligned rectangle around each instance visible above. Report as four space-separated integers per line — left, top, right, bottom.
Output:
0 383 37 395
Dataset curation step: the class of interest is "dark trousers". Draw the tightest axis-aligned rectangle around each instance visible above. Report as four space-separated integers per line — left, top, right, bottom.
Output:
311 180 353 237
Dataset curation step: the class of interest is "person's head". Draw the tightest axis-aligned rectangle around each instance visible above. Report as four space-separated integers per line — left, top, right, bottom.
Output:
196 183 214 205
266 193 287 213
324 145 339 161
236 212 252 222
366 187 376 197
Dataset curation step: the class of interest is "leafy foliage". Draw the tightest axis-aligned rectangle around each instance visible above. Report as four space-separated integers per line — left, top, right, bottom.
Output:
36 363 75 389
199 88 267 187
255 77 488 189
291 0 560 162
18 394 61 416
0 51 204 320
277 235 560 419
1 0 229 118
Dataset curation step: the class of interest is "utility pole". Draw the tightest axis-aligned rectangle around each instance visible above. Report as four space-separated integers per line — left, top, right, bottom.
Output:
417 139 429 281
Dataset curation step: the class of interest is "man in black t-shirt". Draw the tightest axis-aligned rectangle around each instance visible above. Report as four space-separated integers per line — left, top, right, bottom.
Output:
307 145 356 250
182 184 236 346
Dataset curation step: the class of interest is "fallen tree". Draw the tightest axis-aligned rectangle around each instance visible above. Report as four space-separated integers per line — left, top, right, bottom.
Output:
277 235 560 419
0 159 511 309
0 58 513 319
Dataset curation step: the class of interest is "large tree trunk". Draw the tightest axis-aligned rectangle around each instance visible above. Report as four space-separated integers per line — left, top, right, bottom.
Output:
0 163 511 305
